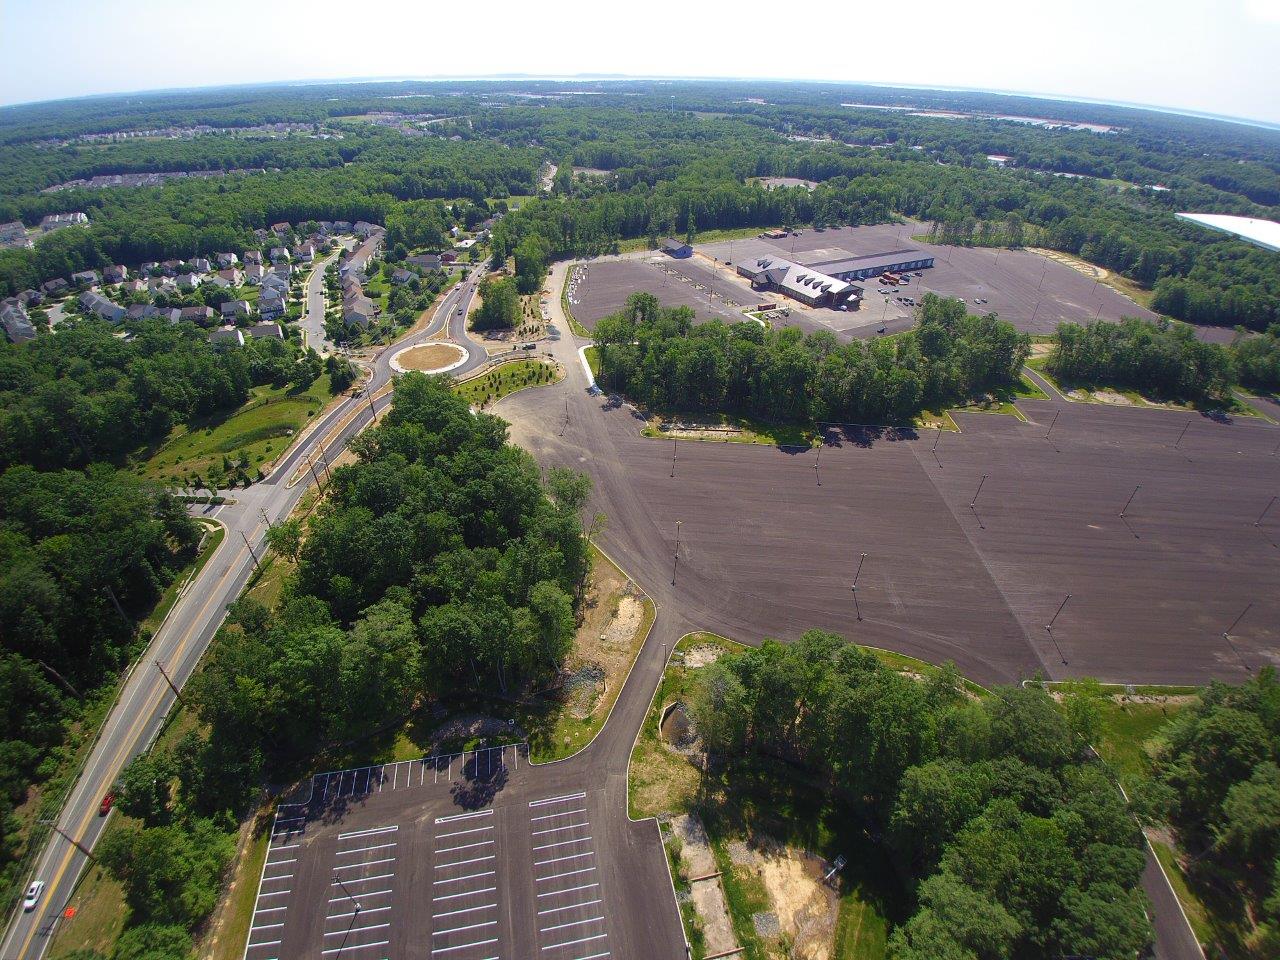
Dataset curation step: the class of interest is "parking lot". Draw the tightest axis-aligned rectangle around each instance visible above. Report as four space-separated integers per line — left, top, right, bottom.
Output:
701 223 1167 336
568 259 754 330
241 746 645 960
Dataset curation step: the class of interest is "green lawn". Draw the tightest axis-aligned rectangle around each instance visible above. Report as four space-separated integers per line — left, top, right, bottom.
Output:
453 359 560 408
1094 699 1186 792
135 375 335 484
1027 356 1264 418
584 345 600 378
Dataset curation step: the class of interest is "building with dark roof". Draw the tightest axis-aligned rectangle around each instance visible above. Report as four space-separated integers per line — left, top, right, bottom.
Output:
736 255 859 309
804 249 934 281
661 238 692 258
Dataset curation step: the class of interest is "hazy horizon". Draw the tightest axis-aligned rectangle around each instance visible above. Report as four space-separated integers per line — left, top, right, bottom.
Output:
3 0 1280 125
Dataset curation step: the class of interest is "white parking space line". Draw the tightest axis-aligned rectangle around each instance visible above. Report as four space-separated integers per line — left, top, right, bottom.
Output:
433 919 497 936
538 899 602 916
541 916 604 934
536 882 600 899
535 851 594 868
328 888 393 903
436 809 493 824
336 841 396 856
434 854 494 869
541 932 607 951
432 870 496 886
533 837 591 852
433 903 497 919
334 857 396 871
529 791 587 808
321 940 390 956
432 937 498 955
432 885 497 902
532 821 589 836
536 866 596 883
437 839 494 854
338 825 398 840
323 922 390 937
530 808 587 823
331 872 395 886
437 825 494 839
327 905 392 920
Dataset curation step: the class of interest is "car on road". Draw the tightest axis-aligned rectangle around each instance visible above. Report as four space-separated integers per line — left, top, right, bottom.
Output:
23 880 44 912
99 791 116 816
521 342 537 350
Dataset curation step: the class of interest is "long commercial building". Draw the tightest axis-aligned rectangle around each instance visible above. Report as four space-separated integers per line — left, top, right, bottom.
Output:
736 247 934 308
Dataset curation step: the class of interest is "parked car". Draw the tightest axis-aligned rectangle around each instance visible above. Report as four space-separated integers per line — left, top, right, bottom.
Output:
23 880 44 912
521 342 537 350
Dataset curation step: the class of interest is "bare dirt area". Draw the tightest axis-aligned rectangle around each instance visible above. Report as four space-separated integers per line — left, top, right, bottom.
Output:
394 342 465 371
672 814 739 957
735 837 839 960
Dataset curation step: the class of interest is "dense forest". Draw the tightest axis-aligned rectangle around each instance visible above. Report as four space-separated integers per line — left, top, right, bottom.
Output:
594 292 1029 424
687 632 1153 960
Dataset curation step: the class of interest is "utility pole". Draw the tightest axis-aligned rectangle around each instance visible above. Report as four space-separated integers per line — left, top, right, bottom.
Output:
317 441 333 482
154 659 184 704
241 530 262 573
305 453 323 490
815 440 822 486
39 820 95 862
670 436 678 478
258 508 272 530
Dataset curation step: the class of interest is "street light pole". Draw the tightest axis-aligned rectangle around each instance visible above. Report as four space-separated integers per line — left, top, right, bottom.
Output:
671 520 682 585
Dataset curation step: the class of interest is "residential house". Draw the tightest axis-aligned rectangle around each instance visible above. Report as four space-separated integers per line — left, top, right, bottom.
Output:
220 299 251 319
177 272 201 291
332 220 353 234
161 259 182 276
247 322 284 340
0 221 27 243
40 278 69 296
353 221 378 237
122 279 147 295
439 252 458 264
209 274 233 289
148 277 177 296
217 267 242 286
140 261 160 275
293 243 314 262
71 269 101 288
0 301 36 343
79 291 125 322
272 263 293 279
258 289 286 320
260 273 288 295
343 298 375 328
244 264 266 284
180 305 215 324
40 212 88 229
391 268 414 285
191 258 212 274
270 246 290 263
270 222 291 235
17 289 43 306
243 249 263 265
217 252 239 268
103 265 128 284
208 326 245 346
407 253 442 271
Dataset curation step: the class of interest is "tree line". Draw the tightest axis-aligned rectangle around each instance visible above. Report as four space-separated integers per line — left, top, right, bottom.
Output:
594 293 1029 425
687 632 1153 959
1047 317 1280 400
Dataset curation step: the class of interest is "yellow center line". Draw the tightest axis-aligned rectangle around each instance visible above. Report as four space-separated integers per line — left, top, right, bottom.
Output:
13 525 263 959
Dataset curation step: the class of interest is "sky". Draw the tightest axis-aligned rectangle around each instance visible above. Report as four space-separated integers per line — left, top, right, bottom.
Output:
3 0 1280 125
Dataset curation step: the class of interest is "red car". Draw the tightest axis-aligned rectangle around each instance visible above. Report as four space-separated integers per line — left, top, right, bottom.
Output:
98 792 115 817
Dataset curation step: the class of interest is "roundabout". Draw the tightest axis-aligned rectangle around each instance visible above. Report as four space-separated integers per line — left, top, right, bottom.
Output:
389 341 469 374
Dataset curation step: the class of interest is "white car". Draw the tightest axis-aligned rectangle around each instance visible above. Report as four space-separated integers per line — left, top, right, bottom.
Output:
23 880 44 912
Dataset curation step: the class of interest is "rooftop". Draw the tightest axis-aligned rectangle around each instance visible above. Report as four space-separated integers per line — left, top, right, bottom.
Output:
1175 213 1280 253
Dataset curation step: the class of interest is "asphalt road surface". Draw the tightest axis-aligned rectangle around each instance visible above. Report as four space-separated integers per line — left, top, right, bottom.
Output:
1 261 492 960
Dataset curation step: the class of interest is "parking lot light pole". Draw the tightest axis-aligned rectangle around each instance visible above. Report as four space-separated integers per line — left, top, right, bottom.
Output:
1119 483 1141 519
970 474 989 509
670 436 677 478
1174 418 1192 450
671 520 682 585
333 874 361 913
1256 495 1277 528
1044 409 1060 441
851 552 868 621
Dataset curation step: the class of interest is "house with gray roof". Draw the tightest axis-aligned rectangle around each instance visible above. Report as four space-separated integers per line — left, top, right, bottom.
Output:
0 301 36 343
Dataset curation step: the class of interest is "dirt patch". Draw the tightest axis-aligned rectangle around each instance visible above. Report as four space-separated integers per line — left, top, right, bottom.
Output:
395 343 464 371
738 836 839 960
1030 342 1054 358
672 815 738 956
1028 246 1108 280
566 578 645 721
683 644 727 669
1094 388 1135 406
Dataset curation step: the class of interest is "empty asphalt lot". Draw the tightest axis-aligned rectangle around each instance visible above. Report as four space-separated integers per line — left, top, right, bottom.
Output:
243 744 684 960
506 378 1280 686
